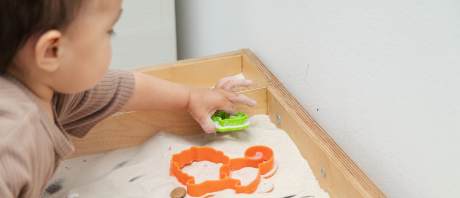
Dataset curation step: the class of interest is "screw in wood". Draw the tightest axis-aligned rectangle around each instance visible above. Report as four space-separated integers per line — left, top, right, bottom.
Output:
321 167 326 177
276 115 281 124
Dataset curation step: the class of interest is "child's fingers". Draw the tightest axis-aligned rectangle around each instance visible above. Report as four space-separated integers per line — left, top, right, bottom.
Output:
220 108 237 116
201 116 217 133
219 100 237 116
220 79 252 92
188 110 217 133
228 93 257 107
214 77 237 89
215 99 237 115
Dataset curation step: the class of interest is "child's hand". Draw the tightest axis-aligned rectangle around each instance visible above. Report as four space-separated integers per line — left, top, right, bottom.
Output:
121 73 256 133
187 77 257 133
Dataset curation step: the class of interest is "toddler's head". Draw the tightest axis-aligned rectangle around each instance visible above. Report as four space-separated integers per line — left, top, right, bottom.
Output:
0 0 122 94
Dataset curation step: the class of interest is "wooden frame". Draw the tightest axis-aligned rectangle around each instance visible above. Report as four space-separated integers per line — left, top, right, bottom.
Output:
68 49 385 198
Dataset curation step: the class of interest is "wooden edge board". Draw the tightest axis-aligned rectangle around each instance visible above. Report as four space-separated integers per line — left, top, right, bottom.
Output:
133 52 242 88
239 49 385 198
232 81 270 93
242 55 267 84
130 51 241 73
268 88 363 198
68 88 268 159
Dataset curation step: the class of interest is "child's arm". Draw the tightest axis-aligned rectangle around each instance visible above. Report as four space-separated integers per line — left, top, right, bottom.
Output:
120 71 257 133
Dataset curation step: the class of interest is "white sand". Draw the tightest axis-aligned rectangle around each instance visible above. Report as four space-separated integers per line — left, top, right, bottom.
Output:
42 115 330 198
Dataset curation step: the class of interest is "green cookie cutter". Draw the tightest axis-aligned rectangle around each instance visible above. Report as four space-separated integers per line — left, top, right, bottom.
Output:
211 111 251 132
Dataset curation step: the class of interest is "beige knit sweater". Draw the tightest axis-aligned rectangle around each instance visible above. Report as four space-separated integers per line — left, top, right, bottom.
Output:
0 68 135 198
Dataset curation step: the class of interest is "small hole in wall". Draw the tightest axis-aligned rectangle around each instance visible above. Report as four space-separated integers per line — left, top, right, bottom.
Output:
317 109 319 111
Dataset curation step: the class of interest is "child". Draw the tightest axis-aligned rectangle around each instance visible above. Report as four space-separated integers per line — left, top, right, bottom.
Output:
0 0 256 197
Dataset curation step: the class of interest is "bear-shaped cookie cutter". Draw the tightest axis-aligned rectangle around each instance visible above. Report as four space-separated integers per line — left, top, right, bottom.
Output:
170 146 277 197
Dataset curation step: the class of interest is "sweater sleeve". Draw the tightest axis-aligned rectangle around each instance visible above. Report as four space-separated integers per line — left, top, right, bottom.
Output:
53 68 135 138
0 137 30 198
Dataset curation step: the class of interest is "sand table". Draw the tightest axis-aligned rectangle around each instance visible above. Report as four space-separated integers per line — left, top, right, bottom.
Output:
42 115 330 198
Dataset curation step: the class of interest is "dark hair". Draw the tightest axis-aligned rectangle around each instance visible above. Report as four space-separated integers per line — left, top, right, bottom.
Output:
0 0 85 73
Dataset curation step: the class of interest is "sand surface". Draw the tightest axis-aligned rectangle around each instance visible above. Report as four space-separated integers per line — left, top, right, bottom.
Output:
42 115 330 198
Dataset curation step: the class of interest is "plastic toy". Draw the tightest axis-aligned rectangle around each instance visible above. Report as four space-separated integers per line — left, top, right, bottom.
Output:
211 111 250 132
170 146 277 197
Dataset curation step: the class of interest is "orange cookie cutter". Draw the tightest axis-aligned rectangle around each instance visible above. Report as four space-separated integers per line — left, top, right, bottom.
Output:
170 146 277 197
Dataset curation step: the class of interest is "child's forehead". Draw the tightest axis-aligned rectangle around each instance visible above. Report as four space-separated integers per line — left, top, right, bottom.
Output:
72 0 122 25
64 0 122 34
84 0 121 13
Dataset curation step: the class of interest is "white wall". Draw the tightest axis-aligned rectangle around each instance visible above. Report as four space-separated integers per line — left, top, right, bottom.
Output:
176 1 460 197
110 0 176 69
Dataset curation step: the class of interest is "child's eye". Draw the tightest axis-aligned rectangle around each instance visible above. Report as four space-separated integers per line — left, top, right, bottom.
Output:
108 29 116 36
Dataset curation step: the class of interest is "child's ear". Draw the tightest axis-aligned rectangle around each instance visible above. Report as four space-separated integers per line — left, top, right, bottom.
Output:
35 30 62 72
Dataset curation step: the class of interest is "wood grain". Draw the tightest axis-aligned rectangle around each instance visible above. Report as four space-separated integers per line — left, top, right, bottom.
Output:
242 55 267 84
69 109 200 158
240 48 385 198
69 88 267 159
131 51 242 88
235 87 268 116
